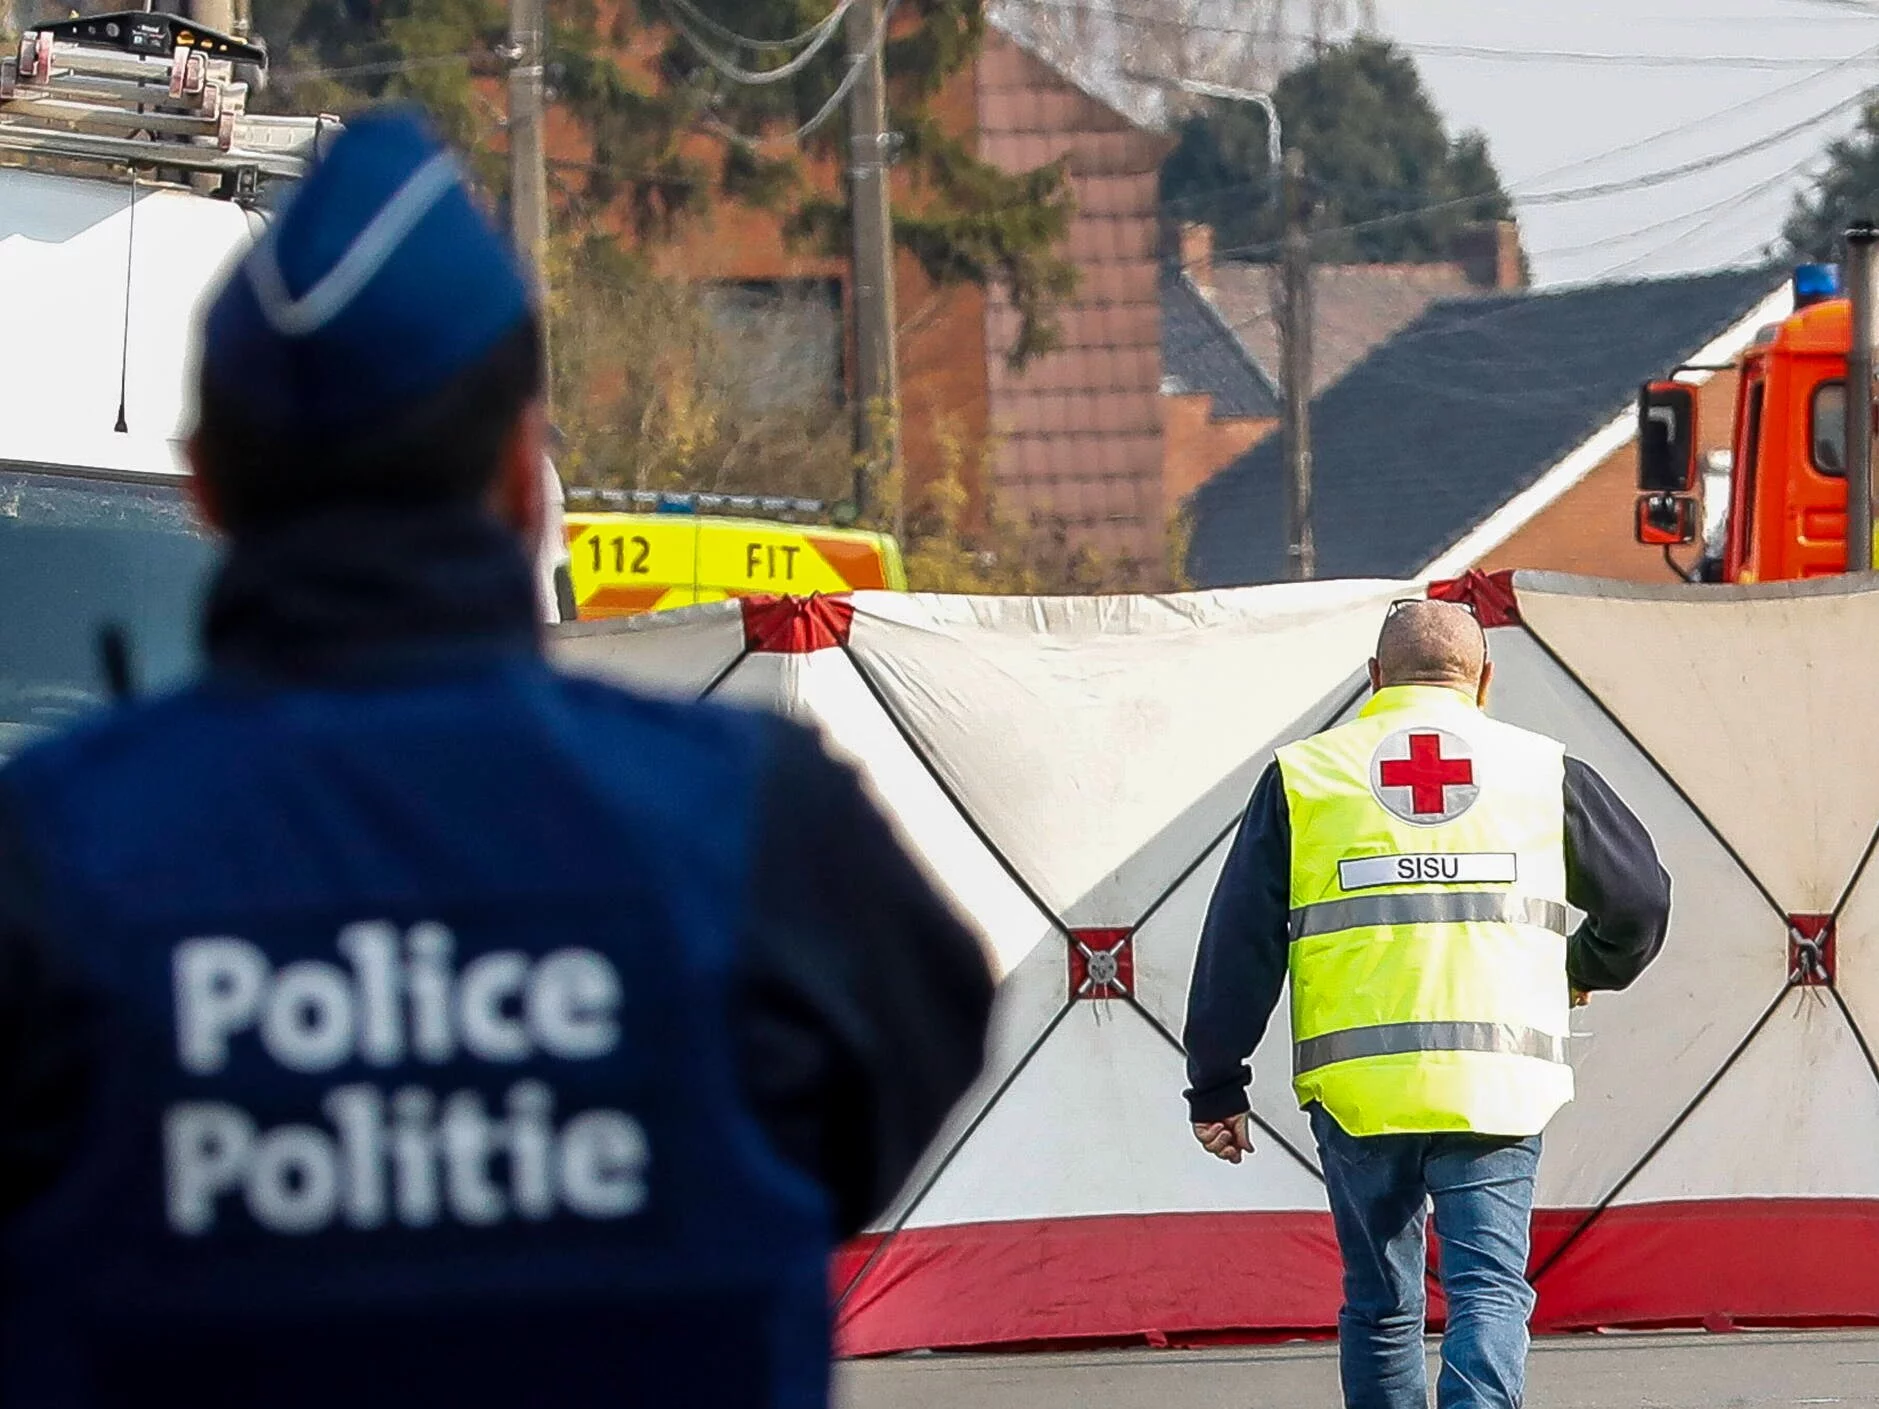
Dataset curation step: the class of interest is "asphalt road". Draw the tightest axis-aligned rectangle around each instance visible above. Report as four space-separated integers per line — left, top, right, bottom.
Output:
838 1331 1879 1408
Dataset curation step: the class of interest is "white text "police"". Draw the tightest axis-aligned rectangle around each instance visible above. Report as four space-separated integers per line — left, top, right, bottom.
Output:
174 923 618 1073
164 923 649 1238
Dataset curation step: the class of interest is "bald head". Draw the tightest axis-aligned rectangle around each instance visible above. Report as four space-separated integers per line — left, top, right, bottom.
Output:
1372 601 1488 695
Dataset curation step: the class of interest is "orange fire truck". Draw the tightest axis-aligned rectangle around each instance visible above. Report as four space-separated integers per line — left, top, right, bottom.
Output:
1635 263 1875 583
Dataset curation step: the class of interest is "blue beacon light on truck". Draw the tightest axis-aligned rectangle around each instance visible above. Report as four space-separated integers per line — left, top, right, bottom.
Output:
1793 264 1842 309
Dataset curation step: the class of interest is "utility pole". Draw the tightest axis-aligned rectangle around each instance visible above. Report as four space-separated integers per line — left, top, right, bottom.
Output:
1847 220 1877 573
186 0 237 35
845 0 899 519
1278 147 1316 581
508 0 551 394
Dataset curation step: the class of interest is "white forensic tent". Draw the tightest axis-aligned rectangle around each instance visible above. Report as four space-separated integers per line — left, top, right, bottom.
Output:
554 571 1879 1352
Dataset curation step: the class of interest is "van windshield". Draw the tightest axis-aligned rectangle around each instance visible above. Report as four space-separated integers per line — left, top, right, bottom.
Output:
0 466 215 762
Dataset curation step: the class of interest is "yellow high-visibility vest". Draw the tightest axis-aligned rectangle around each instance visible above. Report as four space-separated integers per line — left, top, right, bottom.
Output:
1276 684 1574 1138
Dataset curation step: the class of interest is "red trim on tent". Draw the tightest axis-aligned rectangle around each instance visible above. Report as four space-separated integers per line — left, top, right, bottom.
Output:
1429 569 1520 627
740 595 855 654
833 1211 1345 1355
1531 1200 1879 1330
830 1200 1879 1355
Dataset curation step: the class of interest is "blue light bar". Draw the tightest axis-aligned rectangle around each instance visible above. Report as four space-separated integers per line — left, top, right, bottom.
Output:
563 488 827 517
1794 263 1842 307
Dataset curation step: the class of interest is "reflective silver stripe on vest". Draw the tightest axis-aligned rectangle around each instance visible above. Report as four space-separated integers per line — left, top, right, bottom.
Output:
1294 1020 1570 1076
1289 890 1571 941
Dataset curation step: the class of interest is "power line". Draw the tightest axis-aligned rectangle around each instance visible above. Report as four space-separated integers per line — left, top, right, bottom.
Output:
1504 41 1879 187
660 0 850 52
701 0 902 147
1204 84 1871 262
1157 43 1879 237
999 0 1879 69
1521 90 1867 203
1579 152 1826 282
1207 173 1824 394
658 0 854 86
1529 189 1791 264
1655 8 1879 22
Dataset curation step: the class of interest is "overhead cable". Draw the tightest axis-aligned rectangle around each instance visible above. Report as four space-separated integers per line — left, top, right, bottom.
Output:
1156 43 1879 232
702 0 902 148
659 0 856 85
1205 84 1872 261
663 0 850 52
1000 0 1879 70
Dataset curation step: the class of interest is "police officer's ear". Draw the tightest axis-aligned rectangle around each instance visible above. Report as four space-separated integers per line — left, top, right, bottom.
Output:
1476 658 1494 708
1368 658 1382 694
490 397 549 545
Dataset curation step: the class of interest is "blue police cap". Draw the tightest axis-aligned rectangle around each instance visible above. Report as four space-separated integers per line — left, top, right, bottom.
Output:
201 108 534 439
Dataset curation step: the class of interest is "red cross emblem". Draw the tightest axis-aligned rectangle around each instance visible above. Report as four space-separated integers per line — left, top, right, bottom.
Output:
1370 728 1479 825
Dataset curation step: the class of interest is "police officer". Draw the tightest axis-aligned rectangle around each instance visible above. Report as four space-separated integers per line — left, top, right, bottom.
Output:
1184 599 1670 1409
0 111 992 1408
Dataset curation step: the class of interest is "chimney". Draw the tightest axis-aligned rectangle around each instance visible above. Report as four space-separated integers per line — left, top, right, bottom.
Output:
1454 220 1527 291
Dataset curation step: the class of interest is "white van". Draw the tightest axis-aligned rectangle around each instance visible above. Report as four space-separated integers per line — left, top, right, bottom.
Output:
0 13 567 761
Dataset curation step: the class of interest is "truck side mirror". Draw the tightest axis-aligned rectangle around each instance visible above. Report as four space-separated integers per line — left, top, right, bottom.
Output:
1635 493 1698 546
1638 381 1699 493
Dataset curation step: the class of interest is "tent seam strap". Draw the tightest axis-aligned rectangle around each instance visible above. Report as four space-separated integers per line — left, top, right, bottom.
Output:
832 998 1078 1313
1527 978 1797 1290
1830 813 1879 921
1829 986 1879 1089
1517 621 1789 926
1128 673 1372 937
697 644 754 701
836 641 1074 943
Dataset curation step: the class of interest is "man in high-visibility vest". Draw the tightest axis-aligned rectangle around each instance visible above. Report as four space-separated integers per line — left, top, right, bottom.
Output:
1184 599 1670 1409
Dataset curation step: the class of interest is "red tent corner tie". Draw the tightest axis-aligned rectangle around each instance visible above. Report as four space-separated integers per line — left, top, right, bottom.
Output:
1069 929 1135 1001
1788 915 1836 986
741 594 856 653
1428 569 1520 628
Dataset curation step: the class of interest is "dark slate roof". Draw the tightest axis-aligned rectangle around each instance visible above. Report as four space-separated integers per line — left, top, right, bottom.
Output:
1187 267 1782 586
1213 260 1478 398
1160 269 1282 420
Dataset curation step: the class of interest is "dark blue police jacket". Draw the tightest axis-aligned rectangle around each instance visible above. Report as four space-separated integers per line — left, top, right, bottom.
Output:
0 507 832 1409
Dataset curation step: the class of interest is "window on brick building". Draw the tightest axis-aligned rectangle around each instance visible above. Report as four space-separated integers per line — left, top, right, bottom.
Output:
700 279 844 412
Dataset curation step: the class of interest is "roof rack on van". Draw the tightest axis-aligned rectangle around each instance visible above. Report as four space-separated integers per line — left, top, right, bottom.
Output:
0 10 339 195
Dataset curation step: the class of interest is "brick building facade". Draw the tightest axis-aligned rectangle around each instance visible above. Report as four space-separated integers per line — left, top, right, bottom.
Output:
594 19 1259 580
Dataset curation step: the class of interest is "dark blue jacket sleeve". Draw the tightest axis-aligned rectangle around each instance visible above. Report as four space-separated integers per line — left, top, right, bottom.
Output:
1563 756 1671 993
735 721 993 1239
1183 762 1291 1124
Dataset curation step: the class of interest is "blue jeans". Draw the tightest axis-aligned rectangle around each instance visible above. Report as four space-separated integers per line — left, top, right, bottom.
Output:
1308 1104 1540 1409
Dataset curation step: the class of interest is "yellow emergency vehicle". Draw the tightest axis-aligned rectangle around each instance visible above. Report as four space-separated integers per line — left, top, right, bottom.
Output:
565 512 908 619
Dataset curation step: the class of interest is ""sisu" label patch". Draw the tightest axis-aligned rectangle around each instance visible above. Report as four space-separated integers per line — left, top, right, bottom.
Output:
1336 852 1518 891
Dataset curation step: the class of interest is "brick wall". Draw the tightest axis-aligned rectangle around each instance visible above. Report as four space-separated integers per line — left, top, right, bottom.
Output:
1477 371 1739 583
549 21 1176 566
1162 396 1275 528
